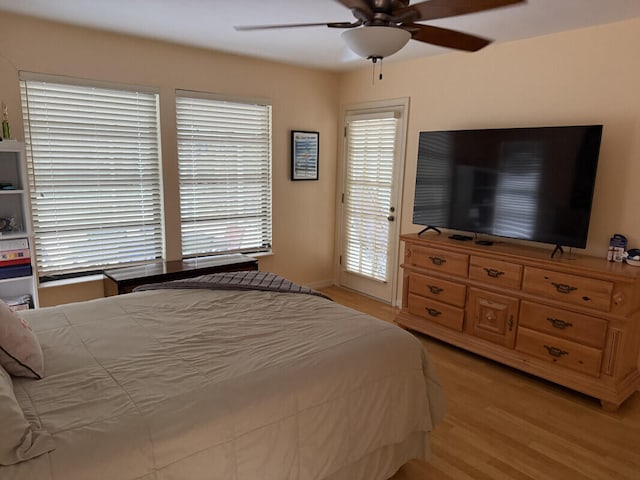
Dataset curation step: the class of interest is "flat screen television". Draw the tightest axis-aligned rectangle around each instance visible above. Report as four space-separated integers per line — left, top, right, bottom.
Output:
412 125 603 249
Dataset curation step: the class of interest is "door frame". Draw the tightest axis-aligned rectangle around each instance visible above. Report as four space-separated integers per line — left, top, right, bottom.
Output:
334 97 410 306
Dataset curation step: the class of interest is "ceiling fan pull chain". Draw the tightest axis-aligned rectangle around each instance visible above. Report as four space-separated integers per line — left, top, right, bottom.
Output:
369 56 384 84
369 56 378 85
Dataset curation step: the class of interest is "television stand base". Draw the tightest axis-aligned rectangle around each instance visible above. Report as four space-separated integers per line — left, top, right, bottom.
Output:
418 226 441 236
551 244 564 258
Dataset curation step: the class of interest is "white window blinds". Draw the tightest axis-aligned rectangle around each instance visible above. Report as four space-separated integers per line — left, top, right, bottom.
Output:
344 115 398 282
176 91 272 257
20 75 163 277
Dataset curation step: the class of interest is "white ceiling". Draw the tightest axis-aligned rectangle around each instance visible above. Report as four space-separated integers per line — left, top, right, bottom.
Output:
1 0 640 71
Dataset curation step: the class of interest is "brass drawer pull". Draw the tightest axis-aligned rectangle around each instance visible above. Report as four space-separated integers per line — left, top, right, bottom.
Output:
508 315 514 331
551 282 577 294
429 256 447 266
547 317 573 329
427 285 443 295
544 345 569 358
425 307 442 317
484 267 505 278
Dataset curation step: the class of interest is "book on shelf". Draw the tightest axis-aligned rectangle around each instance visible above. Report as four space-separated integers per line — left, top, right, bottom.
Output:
0 237 33 278
0 264 32 279
0 237 31 272
0 248 31 266
0 237 29 252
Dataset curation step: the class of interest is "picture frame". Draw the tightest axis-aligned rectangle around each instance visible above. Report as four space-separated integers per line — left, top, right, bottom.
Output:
291 130 319 181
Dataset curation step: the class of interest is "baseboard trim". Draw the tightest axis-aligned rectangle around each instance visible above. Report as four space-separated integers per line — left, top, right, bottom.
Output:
306 279 334 290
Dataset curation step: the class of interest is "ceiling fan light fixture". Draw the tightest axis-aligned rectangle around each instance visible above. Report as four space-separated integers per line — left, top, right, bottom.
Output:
342 26 411 60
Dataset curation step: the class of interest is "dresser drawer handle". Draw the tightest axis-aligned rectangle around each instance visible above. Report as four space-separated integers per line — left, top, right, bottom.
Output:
429 256 447 266
484 268 505 278
547 317 573 329
551 282 577 294
427 285 443 295
425 307 442 317
544 345 569 358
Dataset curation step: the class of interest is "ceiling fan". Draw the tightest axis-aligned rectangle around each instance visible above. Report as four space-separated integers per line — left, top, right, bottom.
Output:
235 0 526 63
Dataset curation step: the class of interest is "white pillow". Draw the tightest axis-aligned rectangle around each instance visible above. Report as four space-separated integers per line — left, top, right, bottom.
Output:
0 300 44 379
0 364 55 465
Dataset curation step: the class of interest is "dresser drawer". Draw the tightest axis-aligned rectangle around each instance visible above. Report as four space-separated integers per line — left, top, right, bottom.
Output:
516 327 602 377
522 267 613 312
519 301 608 349
405 245 468 278
407 293 464 331
469 255 523 290
408 272 466 307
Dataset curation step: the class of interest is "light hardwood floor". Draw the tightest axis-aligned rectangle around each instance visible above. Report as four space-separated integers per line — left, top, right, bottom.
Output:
320 286 640 480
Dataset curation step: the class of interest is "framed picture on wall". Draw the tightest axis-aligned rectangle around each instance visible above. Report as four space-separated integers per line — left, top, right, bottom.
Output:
291 130 319 181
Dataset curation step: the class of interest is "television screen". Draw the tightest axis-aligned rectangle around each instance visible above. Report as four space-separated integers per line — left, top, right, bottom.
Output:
412 125 603 248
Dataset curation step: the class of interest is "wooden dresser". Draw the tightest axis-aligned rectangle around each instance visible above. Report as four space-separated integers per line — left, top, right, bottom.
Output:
396 233 640 411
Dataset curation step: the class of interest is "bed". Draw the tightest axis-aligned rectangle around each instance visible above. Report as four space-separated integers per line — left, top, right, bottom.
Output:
1 272 445 480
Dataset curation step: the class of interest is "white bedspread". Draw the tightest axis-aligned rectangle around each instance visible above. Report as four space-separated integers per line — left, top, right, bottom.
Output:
2 288 445 480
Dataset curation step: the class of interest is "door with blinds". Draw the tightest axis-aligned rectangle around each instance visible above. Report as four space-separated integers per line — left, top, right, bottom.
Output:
339 101 407 303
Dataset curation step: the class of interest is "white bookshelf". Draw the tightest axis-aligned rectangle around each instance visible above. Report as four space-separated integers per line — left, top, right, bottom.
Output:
0 141 38 308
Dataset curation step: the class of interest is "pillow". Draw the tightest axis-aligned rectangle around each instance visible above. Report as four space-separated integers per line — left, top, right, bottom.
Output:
0 364 55 465
0 300 44 379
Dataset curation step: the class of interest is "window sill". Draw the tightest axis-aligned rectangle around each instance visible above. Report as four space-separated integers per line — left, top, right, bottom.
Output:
39 274 105 289
249 250 273 259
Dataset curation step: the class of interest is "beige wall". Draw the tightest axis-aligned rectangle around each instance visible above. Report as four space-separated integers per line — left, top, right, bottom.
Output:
0 13 340 306
3 12 640 307
339 18 640 260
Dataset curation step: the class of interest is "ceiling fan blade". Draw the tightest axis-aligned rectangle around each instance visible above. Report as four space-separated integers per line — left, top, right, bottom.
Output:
234 21 356 31
395 0 525 22
335 0 375 19
406 23 491 52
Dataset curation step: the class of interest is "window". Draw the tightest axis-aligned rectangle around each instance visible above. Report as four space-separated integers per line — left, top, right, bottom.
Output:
20 73 163 278
176 91 272 257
